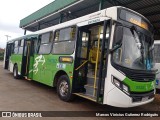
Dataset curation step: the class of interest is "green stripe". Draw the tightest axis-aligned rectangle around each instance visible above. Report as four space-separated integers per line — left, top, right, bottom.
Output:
123 77 155 92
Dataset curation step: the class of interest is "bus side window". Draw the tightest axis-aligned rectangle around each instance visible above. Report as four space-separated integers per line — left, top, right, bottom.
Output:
18 39 24 54
14 41 19 54
78 32 89 58
38 32 54 54
52 27 76 54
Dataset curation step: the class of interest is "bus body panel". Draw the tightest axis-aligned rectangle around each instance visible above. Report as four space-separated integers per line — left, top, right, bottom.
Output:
9 59 14 73
106 86 154 107
103 17 155 107
103 51 155 107
10 54 23 75
30 54 74 87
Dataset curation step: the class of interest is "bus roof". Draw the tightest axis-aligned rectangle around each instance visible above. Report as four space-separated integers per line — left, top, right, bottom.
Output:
8 6 152 44
7 34 38 44
33 6 152 35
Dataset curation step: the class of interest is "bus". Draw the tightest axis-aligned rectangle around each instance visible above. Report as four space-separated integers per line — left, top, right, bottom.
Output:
3 6 156 107
154 40 160 92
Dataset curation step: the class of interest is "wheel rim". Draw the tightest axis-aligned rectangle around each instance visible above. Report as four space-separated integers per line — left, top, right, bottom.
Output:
59 80 69 97
14 68 16 77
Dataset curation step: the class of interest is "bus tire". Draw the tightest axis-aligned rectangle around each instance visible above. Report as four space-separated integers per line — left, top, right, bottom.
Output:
13 65 19 79
57 75 73 102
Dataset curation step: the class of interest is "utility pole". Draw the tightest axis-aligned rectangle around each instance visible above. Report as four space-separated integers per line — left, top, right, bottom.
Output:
5 35 11 42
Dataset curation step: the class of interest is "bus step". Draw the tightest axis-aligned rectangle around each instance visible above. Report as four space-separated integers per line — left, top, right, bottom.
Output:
84 84 97 96
87 77 105 89
87 77 98 86
74 93 96 102
84 84 104 96
87 71 99 77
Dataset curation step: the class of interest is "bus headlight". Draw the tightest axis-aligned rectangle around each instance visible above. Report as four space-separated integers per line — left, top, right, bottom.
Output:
122 84 129 93
112 76 129 94
113 78 121 87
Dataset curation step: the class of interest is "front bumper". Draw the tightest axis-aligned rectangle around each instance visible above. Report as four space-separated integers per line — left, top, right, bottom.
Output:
106 87 154 108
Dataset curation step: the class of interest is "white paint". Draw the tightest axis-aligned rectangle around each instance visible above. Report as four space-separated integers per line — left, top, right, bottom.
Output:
9 60 14 72
33 55 45 74
106 87 154 107
77 17 110 27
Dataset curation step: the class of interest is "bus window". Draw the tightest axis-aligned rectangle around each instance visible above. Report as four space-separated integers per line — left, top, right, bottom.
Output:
18 47 23 54
52 27 76 54
14 41 19 54
21 39 24 46
14 41 18 47
52 41 75 54
18 39 24 54
38 32 53 54
78 32 89 59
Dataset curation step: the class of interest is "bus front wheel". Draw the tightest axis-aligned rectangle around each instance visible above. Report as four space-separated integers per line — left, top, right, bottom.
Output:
57 75 73 102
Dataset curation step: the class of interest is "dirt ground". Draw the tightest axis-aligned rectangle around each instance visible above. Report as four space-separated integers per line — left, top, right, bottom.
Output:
0 61 160 120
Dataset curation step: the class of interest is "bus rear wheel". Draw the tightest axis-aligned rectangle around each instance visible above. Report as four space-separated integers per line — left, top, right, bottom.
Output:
57 75 73 102
13 65 19 79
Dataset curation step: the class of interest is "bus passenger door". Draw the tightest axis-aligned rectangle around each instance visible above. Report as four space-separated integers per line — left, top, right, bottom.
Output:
21 41 31 77
73 21 111 103
73 28 91 92
21 40 35 78
4 43 13 70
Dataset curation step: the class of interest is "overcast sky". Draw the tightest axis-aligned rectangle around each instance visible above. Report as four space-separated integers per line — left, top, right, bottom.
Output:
0 0 54 48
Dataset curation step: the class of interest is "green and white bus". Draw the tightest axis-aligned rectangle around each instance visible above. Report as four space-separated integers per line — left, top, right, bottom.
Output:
4 6 156 107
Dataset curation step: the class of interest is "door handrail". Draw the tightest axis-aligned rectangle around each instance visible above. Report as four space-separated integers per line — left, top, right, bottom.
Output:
75 60 88 71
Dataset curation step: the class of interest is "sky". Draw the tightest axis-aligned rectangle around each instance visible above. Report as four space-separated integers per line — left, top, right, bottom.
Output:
0 0 54 48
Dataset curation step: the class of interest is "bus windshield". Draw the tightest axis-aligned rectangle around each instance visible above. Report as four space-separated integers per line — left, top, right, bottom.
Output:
113 26 154 71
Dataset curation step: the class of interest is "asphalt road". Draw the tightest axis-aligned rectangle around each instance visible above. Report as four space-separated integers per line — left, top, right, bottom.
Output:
0 61 160 120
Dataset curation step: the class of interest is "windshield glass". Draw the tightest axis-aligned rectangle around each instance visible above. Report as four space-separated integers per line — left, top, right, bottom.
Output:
113 26 154 70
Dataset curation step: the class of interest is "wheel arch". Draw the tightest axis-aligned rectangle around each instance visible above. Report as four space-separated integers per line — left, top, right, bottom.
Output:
53 70 69 87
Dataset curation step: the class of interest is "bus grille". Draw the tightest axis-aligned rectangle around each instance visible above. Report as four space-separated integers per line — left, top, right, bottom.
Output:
126 72 155 82
116 65 156 82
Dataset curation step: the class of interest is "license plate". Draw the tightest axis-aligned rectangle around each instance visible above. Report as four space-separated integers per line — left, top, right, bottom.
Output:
142 96 149 101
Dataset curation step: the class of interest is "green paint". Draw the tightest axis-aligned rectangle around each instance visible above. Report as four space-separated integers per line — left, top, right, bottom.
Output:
28 56 34 78
31 54 74 87
123 77 155 92
10 54 23 73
